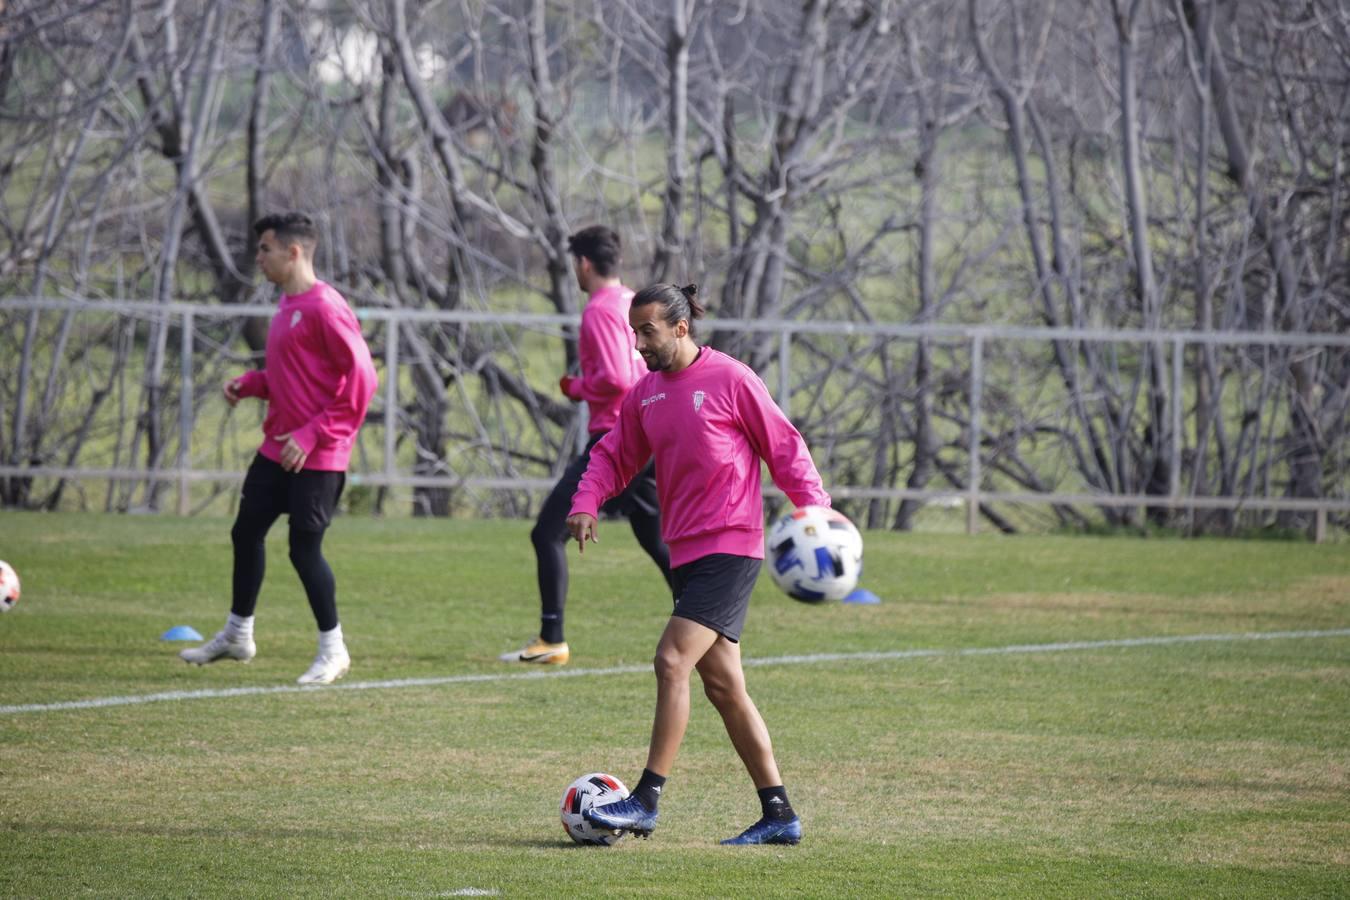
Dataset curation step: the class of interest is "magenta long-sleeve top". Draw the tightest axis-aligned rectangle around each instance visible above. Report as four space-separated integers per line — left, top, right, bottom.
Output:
570 347 831 567
234 281 378 472
562 283 645 435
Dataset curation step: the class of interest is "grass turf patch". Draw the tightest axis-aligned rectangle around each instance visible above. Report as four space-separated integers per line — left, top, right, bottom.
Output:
0 512 1347 897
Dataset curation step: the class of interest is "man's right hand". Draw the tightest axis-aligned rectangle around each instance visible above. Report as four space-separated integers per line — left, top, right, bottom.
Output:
222 377 244 407
565 512 598 554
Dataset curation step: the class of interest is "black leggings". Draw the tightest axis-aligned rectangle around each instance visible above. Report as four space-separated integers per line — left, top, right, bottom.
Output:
530 433 671 643
231 511 339 633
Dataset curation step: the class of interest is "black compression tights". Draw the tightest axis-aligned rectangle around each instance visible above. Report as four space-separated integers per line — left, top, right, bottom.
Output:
530 504 668 645
231 513 339 632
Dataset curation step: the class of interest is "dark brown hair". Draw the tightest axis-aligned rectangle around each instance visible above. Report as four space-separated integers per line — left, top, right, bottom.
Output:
631 283 706 334
253 212 318 250
566 225 621 276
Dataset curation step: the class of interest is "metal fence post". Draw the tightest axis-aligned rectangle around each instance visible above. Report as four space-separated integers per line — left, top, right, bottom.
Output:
1171 336 1183 501
384 316 399 491
967 332 984 535
177 309 194 516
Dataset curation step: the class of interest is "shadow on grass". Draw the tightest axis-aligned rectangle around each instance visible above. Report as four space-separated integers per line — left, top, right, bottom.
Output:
8 820 640 853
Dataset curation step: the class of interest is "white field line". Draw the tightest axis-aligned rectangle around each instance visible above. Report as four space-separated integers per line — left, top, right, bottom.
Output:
3 628 1348 717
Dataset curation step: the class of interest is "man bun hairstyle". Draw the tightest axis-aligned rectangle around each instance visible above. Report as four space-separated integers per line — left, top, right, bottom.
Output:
253 212 319 251
567 225 622 277
632 282 706 335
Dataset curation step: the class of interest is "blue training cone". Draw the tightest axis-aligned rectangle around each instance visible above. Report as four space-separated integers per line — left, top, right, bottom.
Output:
842 588 881 605
161 625 203 641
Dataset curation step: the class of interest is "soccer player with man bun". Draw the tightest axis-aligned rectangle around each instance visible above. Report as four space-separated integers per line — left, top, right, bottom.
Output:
180 212 377 685
566 282 830 845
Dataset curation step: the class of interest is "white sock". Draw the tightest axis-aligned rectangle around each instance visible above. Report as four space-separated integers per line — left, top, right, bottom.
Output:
225 613 254 641
318 624 346 657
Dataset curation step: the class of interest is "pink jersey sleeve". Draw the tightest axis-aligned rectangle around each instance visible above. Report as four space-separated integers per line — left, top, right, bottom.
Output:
733 372 831 509
288 306 378 454
574 303 637 405
569 392 652 518
235 368 269 400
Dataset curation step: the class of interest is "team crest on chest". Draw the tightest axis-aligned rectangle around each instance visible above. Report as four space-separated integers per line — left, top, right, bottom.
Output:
693 390 705 412
290 310 303 328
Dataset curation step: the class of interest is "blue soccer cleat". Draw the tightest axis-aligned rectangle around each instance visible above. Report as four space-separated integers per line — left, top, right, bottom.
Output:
583 795 659 837
720 815 802 846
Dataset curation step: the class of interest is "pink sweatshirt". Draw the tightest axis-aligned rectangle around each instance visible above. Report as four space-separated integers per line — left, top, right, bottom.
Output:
570 347 831 567
562 283 645 434
234 281 378 472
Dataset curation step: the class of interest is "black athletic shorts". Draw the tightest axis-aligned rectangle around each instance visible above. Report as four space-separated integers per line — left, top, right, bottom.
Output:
670 553 763 643
238 454 346 532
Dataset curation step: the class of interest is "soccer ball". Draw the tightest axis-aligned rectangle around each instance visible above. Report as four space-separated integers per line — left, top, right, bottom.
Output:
560 772 629 846
0 560 19 612
766 506 863 603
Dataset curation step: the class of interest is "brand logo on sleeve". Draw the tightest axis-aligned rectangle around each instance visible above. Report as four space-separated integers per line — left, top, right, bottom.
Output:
290 310 303 328
693 390 705 412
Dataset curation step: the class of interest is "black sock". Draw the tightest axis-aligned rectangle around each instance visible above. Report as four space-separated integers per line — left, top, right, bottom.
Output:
758 785 795 821
540 613 563 645
633 769 666 812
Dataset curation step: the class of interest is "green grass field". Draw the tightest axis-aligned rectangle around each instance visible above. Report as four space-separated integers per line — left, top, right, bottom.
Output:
1 512 1347 897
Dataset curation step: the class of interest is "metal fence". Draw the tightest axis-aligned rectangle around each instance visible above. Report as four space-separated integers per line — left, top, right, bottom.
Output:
2 297 1348 539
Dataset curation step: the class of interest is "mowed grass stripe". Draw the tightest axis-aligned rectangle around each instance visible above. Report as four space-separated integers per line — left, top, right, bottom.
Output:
6 627 1347 716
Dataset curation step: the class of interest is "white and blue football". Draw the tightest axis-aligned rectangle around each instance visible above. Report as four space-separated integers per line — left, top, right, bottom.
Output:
560 772 629 846
766 506 863 603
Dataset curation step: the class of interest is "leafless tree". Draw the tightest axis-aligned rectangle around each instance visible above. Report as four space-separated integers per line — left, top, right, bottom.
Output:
0 0 1344 533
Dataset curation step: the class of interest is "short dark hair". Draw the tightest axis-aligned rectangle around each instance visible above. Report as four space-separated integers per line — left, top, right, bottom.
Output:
566 225 621 277
631 283 705 336
253 212 319 251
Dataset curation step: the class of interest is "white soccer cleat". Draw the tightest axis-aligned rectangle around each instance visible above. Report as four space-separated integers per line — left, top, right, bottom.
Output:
296 650 351 685
179 631 256 665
